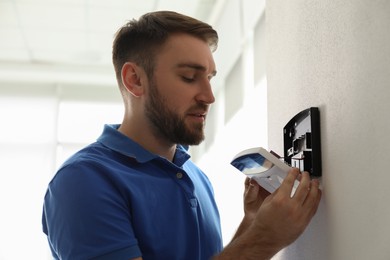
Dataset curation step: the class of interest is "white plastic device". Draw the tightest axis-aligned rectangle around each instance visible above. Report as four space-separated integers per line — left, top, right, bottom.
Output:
231 147 299 194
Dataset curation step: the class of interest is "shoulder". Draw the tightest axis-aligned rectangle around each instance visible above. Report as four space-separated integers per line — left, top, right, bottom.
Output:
55 142 131 180
46 142 139 206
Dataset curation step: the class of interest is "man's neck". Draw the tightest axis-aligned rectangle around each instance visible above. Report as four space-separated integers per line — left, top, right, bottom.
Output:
118 120 177 161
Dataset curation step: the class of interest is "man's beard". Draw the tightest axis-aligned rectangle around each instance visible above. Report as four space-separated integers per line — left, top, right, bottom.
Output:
145 79 207 146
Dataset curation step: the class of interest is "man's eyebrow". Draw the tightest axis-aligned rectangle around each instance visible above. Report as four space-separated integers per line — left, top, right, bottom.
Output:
176 63 217 77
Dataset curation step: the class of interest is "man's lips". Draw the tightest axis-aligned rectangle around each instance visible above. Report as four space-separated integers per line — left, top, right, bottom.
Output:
189 112 206 117
187 111 207 121
187 104 209 120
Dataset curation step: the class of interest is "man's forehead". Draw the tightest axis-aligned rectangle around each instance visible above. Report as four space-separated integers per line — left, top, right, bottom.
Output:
155 34 216 71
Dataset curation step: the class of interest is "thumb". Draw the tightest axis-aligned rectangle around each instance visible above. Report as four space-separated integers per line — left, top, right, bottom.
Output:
245 178 260 201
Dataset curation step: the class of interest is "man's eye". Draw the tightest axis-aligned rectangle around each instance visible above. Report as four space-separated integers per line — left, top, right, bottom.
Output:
182 76 195 83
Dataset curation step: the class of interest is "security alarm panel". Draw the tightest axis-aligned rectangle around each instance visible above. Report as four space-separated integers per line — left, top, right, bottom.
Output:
231 107 321 193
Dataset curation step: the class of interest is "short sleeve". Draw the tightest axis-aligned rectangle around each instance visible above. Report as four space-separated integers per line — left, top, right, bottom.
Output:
42 161 142 260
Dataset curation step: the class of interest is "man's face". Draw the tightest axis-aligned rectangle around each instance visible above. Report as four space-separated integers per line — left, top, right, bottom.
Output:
144 33 216 146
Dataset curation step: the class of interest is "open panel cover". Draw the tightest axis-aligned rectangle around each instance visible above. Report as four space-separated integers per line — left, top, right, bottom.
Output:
283 107 322 177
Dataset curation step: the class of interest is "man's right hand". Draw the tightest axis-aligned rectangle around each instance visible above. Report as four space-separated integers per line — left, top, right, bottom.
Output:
250 168 322 254
215 168 322 260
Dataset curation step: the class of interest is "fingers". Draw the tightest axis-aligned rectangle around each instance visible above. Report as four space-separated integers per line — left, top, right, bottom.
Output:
293 171 322 219
277 168 300 195
244 177 252 190
293 171 311 205
244 178 259 199
243 178 271 216
302 178 322 216
279 168 322 211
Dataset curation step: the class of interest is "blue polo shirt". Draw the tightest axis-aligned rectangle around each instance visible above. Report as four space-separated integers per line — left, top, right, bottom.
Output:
42 124 223 260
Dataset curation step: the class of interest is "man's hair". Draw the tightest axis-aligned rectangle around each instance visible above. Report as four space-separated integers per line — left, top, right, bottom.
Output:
112 10 218 89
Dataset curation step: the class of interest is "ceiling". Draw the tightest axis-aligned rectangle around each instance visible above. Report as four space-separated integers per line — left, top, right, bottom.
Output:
0 0 218 86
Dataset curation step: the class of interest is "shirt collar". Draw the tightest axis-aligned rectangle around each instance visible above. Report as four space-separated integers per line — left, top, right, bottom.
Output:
97 124 191 166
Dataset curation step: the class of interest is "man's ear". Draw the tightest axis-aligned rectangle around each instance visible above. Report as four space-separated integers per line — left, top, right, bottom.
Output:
121 62 145 97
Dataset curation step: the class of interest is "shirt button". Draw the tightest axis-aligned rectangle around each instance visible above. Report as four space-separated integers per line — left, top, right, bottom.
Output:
176 172 183 179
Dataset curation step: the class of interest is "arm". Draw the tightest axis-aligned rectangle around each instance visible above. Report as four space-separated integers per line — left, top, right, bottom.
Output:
215 168 322 260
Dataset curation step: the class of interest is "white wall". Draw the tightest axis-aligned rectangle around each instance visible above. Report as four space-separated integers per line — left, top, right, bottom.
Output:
266 0 390 259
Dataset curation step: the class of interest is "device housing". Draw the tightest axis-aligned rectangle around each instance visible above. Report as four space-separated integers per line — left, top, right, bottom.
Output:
283 107 322 177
